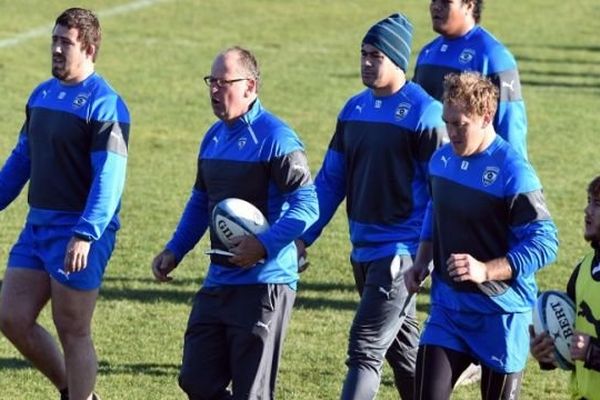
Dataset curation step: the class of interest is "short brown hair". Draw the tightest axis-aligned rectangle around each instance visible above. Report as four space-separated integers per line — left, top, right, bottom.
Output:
55 8 102 61
443 72 498 118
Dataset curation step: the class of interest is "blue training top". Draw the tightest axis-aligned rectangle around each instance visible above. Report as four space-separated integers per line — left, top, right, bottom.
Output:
0 72 130 240
166 99 319 287
414 25 528 160
422 135 558 314
301 81 445 261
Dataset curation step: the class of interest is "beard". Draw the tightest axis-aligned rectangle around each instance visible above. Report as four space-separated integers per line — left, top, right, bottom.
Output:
51 54 69 80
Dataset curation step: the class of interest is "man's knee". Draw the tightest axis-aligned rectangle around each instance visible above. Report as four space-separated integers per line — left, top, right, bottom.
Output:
0 306 33 339
178 368 229 400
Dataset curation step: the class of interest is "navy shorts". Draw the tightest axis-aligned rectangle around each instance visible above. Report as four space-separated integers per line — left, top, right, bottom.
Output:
7 223 116 290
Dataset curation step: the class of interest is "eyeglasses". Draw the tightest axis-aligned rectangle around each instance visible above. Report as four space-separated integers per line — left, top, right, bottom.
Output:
203 76 250 88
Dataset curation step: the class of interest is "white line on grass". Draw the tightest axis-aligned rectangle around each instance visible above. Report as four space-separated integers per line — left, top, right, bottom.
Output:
0 0 170 49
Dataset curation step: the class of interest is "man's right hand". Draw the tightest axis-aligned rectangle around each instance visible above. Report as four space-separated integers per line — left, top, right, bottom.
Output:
529 325 556 364
295 239 310 273
151 249 177 282
404 264 429 293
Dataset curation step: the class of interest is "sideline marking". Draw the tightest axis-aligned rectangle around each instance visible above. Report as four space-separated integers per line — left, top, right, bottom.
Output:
0 0 169 49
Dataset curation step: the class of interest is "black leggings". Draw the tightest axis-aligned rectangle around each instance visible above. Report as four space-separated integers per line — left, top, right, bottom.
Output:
414 345 523 400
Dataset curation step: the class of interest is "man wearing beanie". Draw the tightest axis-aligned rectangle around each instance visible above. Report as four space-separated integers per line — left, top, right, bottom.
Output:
413 0 528 160
297 13 445 400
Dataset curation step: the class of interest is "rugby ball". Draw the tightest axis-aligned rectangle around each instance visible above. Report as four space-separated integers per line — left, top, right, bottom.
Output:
211 198 269 249
532 290 576 370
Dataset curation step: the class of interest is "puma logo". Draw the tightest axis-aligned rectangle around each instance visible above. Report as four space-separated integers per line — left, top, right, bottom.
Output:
501 80 515 91
578 300 600 337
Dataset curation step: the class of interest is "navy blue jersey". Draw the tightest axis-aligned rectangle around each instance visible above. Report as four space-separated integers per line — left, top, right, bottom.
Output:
414 26 528 159
0 73 130 240
422 136 558 313
302 82 444 261
166 99 318 287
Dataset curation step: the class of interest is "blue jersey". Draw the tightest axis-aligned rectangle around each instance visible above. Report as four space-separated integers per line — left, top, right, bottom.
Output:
166 99 318 287
301 82 444 261
414 26 528 159
0 73 130 240
422 136 558 314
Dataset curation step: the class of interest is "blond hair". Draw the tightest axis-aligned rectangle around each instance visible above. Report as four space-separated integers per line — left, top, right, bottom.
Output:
442 72 498 118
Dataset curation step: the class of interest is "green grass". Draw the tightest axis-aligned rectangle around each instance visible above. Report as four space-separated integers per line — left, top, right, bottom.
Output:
1 0 599 398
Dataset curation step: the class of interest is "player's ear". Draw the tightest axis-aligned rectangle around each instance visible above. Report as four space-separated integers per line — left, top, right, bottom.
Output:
85 43 97 60
481 111 493 129
245 78 257 97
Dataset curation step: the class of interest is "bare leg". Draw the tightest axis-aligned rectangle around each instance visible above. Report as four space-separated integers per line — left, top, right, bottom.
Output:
51 279 99 400
0 268 67 390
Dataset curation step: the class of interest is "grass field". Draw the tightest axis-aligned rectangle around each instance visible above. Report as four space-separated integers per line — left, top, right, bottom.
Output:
0 0 599 398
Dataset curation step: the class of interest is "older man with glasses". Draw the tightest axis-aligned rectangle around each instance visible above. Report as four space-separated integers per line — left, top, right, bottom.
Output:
151 46 318 400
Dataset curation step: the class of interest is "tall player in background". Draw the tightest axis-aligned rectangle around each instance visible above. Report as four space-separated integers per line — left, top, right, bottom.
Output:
413 0 528 160
298 13 445 400
530 175 600 400
0 8 130 400
405 72 557 399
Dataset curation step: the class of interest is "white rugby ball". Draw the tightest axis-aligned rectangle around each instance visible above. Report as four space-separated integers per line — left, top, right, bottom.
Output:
532 290 576 370
211 198 269 249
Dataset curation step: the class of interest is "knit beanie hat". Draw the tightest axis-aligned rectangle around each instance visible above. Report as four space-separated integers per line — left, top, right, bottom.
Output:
362 13 413 71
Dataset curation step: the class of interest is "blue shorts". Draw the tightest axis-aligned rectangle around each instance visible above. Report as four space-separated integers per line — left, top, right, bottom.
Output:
420 304 531 373
7 224 116 290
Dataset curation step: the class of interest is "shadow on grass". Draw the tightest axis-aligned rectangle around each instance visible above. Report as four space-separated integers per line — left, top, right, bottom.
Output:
297 281 355 292
509 43 600 53
103 276 202 287
521 69 600 79
98 360 179 376
0 357 31 370
100 286 196 304
521 79 600 90
0 358 179 377
294 296 357 311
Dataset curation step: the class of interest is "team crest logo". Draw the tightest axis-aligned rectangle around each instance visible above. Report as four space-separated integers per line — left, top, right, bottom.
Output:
72 92 90 109
482 166 500 186
238 136 247 150
458 48 476 64
394 102 411 120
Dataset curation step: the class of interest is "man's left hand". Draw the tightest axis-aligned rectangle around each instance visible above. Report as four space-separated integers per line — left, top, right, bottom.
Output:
571 331 591 361
229 235 266 268
64 237 92 273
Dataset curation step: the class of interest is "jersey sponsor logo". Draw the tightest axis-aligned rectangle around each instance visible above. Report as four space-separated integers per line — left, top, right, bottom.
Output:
374 99 382 109
441 155 451 168
72 92 91 109
458 48 476 64
482 166 500 186
501 80 515 92
394 102 411 120
238 136 247 150
354 104 363 114
42 89 49 98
